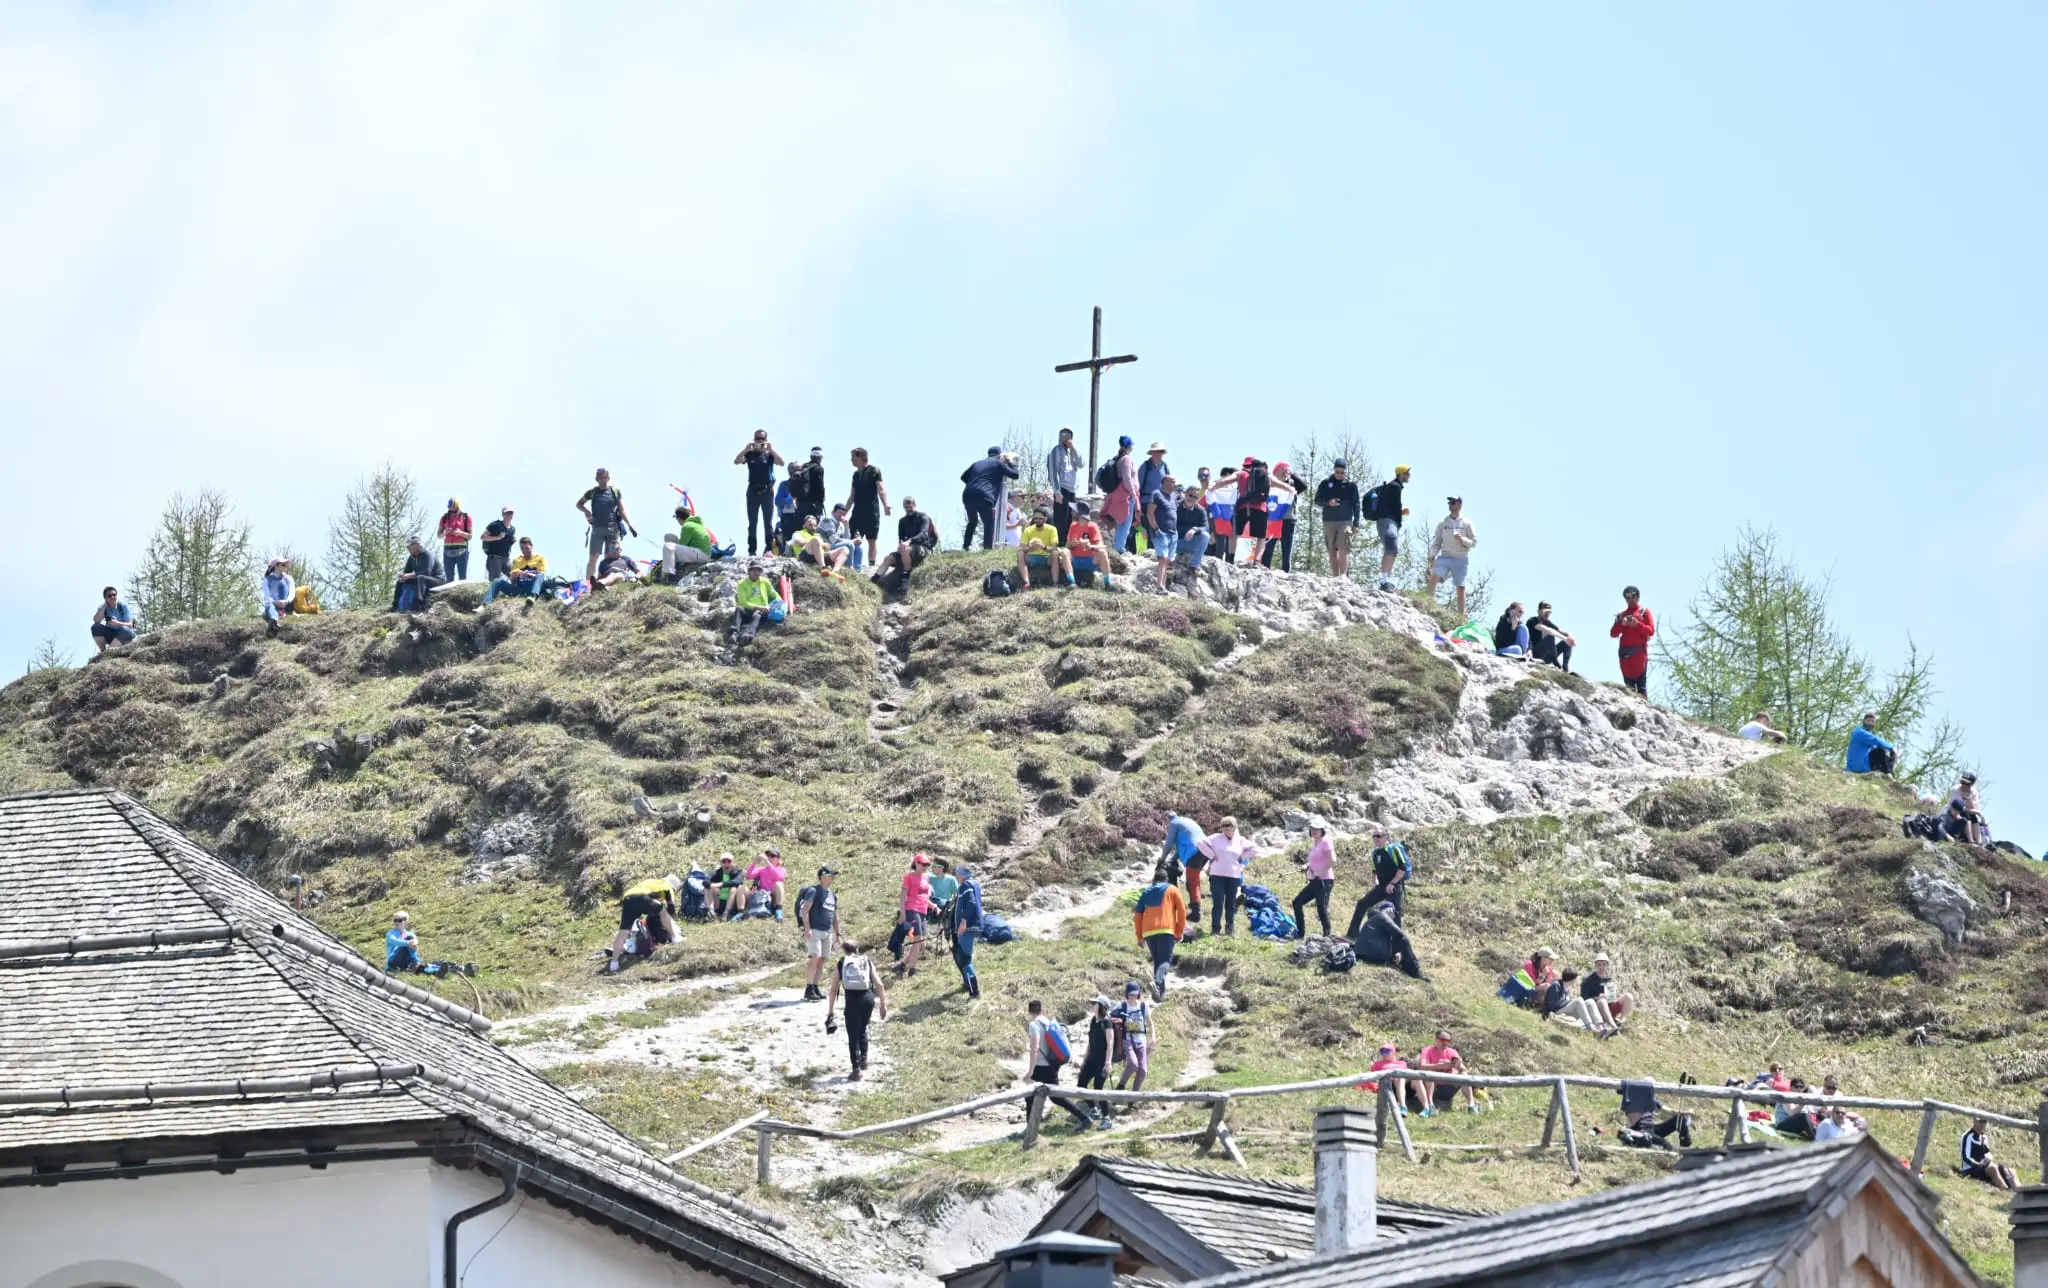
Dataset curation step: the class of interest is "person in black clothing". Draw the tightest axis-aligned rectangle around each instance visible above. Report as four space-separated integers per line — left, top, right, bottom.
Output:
1352 902 1426 979
845 447 890 568
875 497 938 589
1314 461 1361 579
1961 1118 2018 1188
480 507 517 582
1620 1079 1693 1150
1076 996 1112 1116
800 445 828 520
1371 465 1411 591
1234 457 1272 566
390 538 445 611
1529 601 1575 671
960 447 1018 550
776 461 809 551
736 430 784 556
825 938 889 1082
1346 826 1411 935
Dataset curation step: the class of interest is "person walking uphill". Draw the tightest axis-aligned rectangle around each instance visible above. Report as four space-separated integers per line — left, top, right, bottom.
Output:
1046 428 1083 543
1314 459 1361 579
1346 825 1411 935
961 447 1018 551
736 429 785 557
825 938 888 1081
576 467 636 583
437 499 473 582
1610 586 1655 697
1196 817 1258 936
1291 816 1337 938
1133 863 1187 1000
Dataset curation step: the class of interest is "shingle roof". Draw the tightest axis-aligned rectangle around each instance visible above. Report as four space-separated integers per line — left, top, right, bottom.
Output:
0 790 842 1288
1068 1155 1474 1266
1183 1136 1968 1288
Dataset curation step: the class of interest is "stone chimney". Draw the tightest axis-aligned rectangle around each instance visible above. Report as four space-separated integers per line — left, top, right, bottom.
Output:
994 1232 1119 1288
1313 1105 1378 1254
2014 1188 2048 1288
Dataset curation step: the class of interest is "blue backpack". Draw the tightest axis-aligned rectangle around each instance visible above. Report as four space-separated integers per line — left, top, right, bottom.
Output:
980 912 1016 945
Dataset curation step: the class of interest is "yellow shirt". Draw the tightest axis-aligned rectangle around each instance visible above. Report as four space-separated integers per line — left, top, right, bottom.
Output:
511 553 547 574
1020 523 1059 552
624 876 672 902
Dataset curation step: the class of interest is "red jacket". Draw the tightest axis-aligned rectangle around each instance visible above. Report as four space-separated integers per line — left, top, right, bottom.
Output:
1610 607 1655 678
438 510 473 547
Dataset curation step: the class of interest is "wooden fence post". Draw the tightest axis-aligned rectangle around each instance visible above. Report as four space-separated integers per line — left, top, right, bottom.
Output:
1554 1078 1581 1181
1723 1096 1745 1147
1375 1082 1392 1150
2037 1100 2047 1182
1200 1096 1231 1154
755 1126 772 1187
1021 1086 1048 1149
1911 1103 1938 1177
1390 1083 1418 1164
1541 1082 1562 1149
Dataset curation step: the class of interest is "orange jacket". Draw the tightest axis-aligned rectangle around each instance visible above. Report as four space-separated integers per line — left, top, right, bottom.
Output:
1134 882 1188 942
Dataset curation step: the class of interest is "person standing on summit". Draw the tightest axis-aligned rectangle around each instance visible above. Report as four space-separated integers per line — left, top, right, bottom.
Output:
844 447 890 568
1046 428 1083 543
735 430 784 556
961 447 1018 551
1369 465 1411 592
1314 459 1361 579
436 499 473 582
1610 586 1656 699
576 467 635 583
1101 436 1140 555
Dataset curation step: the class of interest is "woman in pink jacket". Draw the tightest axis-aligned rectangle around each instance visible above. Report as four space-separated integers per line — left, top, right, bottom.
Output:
1196 817 1258 937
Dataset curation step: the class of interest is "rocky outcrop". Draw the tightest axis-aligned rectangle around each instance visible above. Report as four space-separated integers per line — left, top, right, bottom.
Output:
1906 863 1976 943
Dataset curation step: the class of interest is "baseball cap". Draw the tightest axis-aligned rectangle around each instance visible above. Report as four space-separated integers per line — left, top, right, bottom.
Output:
1378 1042 1397 1053
1447 495 1462 505
818 865 838 877
448 497 461 508
1059 426 1074 437
1333 458 1348 468
1119 435 1134 448
832 503 847 513
988 446 1003 456
1394 463 1411 475
1124 981 1142 996
911 852 931 866
763 845 781 858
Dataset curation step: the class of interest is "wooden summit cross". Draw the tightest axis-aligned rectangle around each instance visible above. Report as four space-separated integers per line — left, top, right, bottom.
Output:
1053 305 1139 482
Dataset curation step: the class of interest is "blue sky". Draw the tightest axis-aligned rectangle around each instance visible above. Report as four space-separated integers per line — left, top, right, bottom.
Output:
4 3 2043 846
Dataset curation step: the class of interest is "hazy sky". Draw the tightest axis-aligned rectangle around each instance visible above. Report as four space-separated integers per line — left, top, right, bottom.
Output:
4 3 2043 846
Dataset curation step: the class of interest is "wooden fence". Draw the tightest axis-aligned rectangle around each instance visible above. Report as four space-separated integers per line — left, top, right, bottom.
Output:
743 1067 2047 1188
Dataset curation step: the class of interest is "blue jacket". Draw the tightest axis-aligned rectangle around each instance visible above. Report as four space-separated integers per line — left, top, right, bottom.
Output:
960 454 1018 505
1165 815 1203 863
953 874 984 931
1846 725 1894 773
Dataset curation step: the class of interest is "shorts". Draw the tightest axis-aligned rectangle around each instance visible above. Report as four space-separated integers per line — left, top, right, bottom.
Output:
1234 504 1268 539
797 546 819 564
850 506 880 541
899 909 927 939
1026 553 1052 567
1153 529 1178 559
1431 554 1469 587
91 624 137 644
619 893 663 931
588 525 620 556
1376 518 1402 555
806 929 834 958
1323 522 1351 554
1433 1083 1460 1108
1123 1036 1150 1075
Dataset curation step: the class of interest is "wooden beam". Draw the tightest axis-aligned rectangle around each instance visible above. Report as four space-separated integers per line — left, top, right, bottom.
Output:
1215 1123 1247 1168
1200 1096 1231 1153
665 1111 769 1165
1021 1086 1048 1150
755 1126 772 1188
1912 1104 1938 1176
1391 1093 1418 1164
1555 1078 1581 1181
1723 1096 1744 1147
1541 1082 1562 1149
1375 1082 1392 1150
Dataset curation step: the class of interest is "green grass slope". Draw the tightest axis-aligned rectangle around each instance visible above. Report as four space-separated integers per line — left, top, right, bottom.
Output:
3 556 2042 1281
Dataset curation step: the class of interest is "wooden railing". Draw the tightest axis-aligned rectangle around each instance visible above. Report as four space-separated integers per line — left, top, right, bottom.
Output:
740 1067 2047 1187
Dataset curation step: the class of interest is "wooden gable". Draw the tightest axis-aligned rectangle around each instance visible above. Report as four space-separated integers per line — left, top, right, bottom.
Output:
1772 1156 1977 1288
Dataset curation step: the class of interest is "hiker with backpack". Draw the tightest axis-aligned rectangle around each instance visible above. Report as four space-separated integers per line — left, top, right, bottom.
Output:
1137 442 1171 550
1133 863 1188 1000
1610 586 1656 698
795 866 842 1002
1366 465 1412 591
1353 901 1428 980
1345 825 1412 934
824 937 889 1082
1023 1000 1106 1130
1313 459 1361 578
1097 436 1140 556
606 874 682 973
1427 497 1477 617
890 853 934 977
1233 457 1272 567
390 537 445 612
437 499 473 582
1290 816 1337 939
1195 817 1258 936
1112 982 1156 1095
961 446 1018 551
736 430 785 557
483 536 547 603
1077 996 1114 1116
480 507 518 582
1162 813 1205 923
576 467 637 583
951 864 984 999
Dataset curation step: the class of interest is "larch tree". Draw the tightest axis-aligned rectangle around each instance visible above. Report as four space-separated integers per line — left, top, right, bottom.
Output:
128 489 257 629
324 464 430 610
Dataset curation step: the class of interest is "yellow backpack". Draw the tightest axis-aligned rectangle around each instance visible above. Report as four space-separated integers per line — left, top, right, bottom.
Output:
292 585 323 615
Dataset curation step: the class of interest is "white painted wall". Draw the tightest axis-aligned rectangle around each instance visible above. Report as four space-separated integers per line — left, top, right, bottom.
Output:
1 1159 727 1288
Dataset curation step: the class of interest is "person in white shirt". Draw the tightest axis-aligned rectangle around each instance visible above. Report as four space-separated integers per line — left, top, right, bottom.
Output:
1813 1105 1854 1141
1737 710 1789 743
1426 497 1477 617
1023 999 1102 1129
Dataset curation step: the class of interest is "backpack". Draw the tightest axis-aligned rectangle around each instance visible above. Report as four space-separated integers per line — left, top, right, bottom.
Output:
291 585 322 614
982 569 1013 598
1039 1019 1073 1066
1095 459 1120 492
980 912 1015 945
1901 814 1946 842
1362 485 1386 522
1321 940 1357 973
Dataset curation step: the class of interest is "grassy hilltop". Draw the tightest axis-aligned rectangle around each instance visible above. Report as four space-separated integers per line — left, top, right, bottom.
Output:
3 555 2044 1281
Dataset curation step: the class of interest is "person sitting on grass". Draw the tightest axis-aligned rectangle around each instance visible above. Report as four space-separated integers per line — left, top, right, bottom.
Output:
711 852 747 918
1845 710 1896 776
1016 506 1076 589
1539 968 1616 1034
1581 953 1635 1031
484 537 548 603
90 586 138 652
1620 1079 1694 1150
1946 772 1987 845
385 910 421 973
606 874 682 973
1354 901 1428 980
1497 947 1558 1006
592 538 640 590
1417 1028 1482 1114
260 558 297 635
733 561 778 647
744 847 788 922
1962 1118 2019 1189
390 537 445 612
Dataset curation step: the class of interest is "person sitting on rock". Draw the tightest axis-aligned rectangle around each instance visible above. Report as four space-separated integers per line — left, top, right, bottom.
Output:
484 536 548 603
733 561 778 647
788 514 851 576
874 496 938 589
1175 483 1213 574
390 538 445 612
1493 600 1531 657
662 505 717 579
592 539 641 590
1066 501 1107 587
1963 1119 2019 1189
260 558 297 635
90 586 138 652
1946 772 1986 844
1845 711 1896 775
1528 601 1575 671
1016 505 1076 589
1497 946 1557 1006
606 874 682 973
1737 709 1789 742
819 504 863 570
1353 901 1427 980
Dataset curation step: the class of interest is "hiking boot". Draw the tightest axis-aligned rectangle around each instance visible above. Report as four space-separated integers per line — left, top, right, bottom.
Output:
849 1067 863 1082
1093 1116 1113 1131
266 619 281 638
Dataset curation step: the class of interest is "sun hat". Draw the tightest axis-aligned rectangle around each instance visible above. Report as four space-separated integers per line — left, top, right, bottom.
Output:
1307 815 1328 831
1148 441 1167 453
